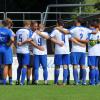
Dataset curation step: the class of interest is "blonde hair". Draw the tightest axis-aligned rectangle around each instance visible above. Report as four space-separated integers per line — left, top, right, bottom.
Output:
23 20 31 27
2 18 13 27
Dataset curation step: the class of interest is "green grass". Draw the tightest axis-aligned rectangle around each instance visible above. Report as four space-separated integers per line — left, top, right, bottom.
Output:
0 82 100 100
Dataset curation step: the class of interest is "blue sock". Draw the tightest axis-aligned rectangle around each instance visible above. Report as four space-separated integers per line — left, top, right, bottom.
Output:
21 68 27 84
89 71 91 84
27 77 30 84
99 70 100 82
54 69 59 84
34 69 39 81
80 69 83 81
32 68 35 82
9 77 12 84
17 67 21 81
63 69 68 83
82 69 86 84
95 69 99 84
3 79 7 85
43 68 48 81
67 68 70 84
73 69 78 84
90 69 95 85
0 67 3 80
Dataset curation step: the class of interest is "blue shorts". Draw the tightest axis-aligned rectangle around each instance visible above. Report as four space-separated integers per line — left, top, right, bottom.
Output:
70 52 86 65
33 55 47 69
0 46 13 65
88 56 98 67
17 53 30 66
98 56 100 65
54 54 70 66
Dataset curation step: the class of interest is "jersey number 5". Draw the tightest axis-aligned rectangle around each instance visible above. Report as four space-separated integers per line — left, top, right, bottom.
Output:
19 34 22 42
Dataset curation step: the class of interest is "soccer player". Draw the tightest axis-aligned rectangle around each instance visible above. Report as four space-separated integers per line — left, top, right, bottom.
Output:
16 20 31 85
7 18 15 85
55 18 98 85
88 22 100 85
0 18 14 85
50 19 85 85
30 23 49 85
27 21 39 85
16 21 44 85
0 22 3 84
97 22 100 82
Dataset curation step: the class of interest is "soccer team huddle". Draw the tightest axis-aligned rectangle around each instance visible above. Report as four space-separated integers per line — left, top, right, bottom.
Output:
0 17 100 86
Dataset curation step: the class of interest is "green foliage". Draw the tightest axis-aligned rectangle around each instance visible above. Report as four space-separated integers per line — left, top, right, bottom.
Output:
82 0 100 13
95 2 100 10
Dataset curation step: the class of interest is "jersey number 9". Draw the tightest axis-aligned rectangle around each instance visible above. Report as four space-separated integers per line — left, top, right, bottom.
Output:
38 38 42 46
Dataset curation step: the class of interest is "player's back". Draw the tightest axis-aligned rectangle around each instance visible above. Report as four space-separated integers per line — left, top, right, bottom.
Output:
16 28 30 54
0 27 12 52
50 28 70 54
0 27 11 44
70 26 92 52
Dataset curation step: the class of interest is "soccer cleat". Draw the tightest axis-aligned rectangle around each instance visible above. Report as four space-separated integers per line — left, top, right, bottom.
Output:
0 80 3 84
73 82 79 85
54 82 60 85
20 83 24 86
32 80 35 85
89 82 95 86
16 81 20 85
67 81 70 85
63 83 66 86
44 80 49 85
27 82 31 85
90 84 95 86
34 80 39 85
9 82 14 85
27 80 31 85
82 83 87 85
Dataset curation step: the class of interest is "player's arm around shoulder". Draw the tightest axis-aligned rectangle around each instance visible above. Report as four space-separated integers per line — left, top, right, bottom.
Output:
36 30 50 39
55 27 69 34
29 40 44 51
17 39 31 46
50 29 64 47
74 37 89 44
70 37 86 47
28 33 44 51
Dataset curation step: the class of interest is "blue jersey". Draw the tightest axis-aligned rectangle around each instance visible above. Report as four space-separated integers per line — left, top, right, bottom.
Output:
0 27 13 65
0 27 12 47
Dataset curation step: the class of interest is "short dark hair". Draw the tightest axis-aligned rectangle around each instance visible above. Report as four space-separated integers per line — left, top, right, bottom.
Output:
75 17 84 24
89 21 97 27
57 18 65 26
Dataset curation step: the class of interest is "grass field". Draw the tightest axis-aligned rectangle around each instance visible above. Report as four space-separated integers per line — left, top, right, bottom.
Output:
0 81 100 100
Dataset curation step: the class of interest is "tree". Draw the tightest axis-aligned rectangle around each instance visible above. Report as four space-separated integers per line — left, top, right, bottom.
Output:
95 2 100 10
